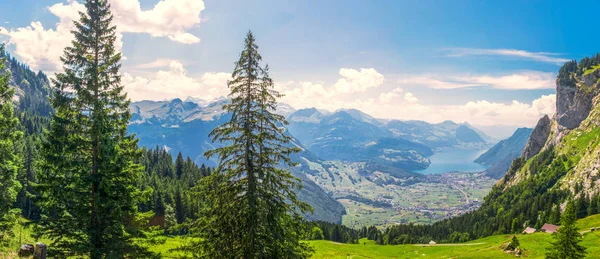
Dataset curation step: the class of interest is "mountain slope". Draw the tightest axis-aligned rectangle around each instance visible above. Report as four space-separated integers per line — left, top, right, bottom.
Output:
384 120 487 148
128 99 346 223
288 109 432 170
475 127 533 178
455 124 486 143
413 55 600 241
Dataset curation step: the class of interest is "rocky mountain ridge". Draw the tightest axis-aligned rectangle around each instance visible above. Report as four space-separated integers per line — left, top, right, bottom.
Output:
502 57 600 196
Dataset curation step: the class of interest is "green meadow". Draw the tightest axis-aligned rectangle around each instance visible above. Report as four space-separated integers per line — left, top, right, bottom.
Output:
5 214 600 258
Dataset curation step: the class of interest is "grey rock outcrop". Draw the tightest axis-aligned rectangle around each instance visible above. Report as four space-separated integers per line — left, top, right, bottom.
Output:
522 115 552 160
556 70 599 131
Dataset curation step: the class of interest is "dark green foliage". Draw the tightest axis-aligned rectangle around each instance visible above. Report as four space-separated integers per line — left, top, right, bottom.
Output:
34 1 148 257
507 236 520 251
375 148 579 244
306 221 358 244
135 147 210 225
310 227 324 240
546 200 587 259
558 60 577 86
189 31 312 258
0 44 23 241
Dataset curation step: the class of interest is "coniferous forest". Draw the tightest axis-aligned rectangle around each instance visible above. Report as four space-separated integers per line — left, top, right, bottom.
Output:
3 1 600 259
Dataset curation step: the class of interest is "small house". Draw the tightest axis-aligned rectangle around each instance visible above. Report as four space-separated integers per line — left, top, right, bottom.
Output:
429 240 436 245
522 227 536 234
541 223 559 233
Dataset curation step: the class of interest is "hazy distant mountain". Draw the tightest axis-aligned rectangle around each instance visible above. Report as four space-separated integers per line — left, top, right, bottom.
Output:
288 109 432 170
287 108 489 171
128 98 491 222
128 98 344 223
455 125 486 143
384 120 488 148
474 127 533 179
471 124 523 140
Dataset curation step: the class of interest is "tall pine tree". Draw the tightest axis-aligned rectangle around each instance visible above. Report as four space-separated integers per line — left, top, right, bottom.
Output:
0 44 23 240
546 200 587 259
190 31 312 258
35 1 146 257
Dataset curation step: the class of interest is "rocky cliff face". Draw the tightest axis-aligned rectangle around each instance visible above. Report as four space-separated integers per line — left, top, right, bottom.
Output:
503 58 600 194
556 64 600 135
522 115 551 160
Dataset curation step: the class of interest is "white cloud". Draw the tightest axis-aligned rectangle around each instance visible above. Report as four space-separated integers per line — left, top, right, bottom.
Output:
135 58 180 69
0 0 205 72
404 92 418 103
333 68 384 93
399 71 555 90
123 60 230 101
443 48 570 64
110 0 205 44
276 68 387 109
0 1 87 72
276 67 555 126
378 87 403 103
439 94 556 126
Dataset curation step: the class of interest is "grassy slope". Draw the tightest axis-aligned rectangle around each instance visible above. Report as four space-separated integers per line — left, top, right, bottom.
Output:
0 218 50 259
4 214 600 258
308 214 600 259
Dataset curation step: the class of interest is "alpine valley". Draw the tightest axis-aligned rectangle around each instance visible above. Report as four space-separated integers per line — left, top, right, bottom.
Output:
128 96 521 227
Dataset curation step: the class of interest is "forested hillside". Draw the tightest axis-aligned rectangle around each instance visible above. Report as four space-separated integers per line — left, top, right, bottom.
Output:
365 54 600 245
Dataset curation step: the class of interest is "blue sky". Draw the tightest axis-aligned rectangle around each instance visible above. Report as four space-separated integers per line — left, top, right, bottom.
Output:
0 0 595 127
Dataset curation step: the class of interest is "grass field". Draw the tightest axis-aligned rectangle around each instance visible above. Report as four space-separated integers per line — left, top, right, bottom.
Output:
4 214 600 258
309 214 600 258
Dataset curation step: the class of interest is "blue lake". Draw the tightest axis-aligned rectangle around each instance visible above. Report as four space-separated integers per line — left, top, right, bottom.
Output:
414 148 489 175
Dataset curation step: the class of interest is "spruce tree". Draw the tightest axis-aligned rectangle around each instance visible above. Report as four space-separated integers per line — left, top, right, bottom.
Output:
0 44 23 239
35 1 146 257
546 200 587 259
175 152 184 179
190 31 312 258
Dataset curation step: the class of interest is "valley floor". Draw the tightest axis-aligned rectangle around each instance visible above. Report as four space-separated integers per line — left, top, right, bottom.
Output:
304 159 496 227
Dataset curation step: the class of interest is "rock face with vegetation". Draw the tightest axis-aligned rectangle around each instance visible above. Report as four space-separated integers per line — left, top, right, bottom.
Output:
375 54 600 244
522 115 551 160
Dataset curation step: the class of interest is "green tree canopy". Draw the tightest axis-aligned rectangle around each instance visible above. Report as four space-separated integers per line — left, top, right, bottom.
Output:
0 44 23 239
189 31 312 258
35 1 147 257
546 200 587 259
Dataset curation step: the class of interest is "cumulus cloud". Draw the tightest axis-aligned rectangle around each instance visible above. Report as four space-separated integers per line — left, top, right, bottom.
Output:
276 68 394 109
110 0 205 44
443 48 570 64
275 67 555 126
378 87 403 103
404 92 418 103
0 1 87 72
0 0 205 71
333 68 384 93
123 60 230 101
439 94 556 126
399 71 555 90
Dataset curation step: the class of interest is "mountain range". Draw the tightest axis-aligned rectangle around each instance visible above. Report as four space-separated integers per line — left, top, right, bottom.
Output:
127 96 499 224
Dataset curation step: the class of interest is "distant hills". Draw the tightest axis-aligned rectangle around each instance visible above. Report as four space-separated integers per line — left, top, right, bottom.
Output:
287 108 490 171
474 127 533 179
127 97 493 223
